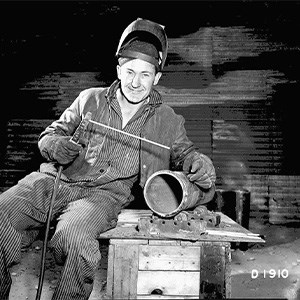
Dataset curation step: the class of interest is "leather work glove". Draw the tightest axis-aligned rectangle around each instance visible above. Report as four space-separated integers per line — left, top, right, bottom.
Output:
51 136 83 165
183 152 216 189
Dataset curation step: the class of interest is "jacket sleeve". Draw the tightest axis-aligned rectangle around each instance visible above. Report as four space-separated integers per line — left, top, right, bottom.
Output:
38 90 85 162
170 115 216 205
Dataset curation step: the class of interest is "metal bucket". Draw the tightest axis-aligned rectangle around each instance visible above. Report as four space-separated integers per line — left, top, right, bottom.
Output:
215 189 250 230
214 189 251 250
143 170 202 218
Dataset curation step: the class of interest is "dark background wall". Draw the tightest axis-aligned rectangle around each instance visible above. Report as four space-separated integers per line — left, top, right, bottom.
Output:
1 1 299 81
0 1 300 214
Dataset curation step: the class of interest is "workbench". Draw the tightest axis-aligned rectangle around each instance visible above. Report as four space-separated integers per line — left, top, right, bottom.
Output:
99 209 264 299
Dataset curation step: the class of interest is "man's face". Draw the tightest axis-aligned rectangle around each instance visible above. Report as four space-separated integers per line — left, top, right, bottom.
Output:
117 58 162 103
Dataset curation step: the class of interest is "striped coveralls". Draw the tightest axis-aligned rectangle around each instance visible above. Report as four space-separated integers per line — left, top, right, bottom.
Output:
0 80 214 299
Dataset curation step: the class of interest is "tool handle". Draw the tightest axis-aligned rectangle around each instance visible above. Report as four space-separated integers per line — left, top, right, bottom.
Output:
69 112 92 144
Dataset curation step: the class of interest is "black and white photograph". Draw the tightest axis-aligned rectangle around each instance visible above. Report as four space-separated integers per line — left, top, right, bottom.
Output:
0 1 300 299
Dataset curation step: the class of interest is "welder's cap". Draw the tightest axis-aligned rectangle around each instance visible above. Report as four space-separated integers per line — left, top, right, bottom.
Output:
116 18 168 71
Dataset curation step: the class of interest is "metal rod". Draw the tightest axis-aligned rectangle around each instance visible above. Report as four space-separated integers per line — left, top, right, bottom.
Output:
89 119 170 150
36 165 63 300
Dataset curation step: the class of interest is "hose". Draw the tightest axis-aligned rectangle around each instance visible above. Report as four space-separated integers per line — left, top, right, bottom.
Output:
35 165 63 300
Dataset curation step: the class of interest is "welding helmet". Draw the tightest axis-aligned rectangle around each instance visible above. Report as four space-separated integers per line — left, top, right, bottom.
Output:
116 18 168 71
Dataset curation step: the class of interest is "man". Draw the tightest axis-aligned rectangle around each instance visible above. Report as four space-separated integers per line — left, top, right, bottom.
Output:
0 18 216 299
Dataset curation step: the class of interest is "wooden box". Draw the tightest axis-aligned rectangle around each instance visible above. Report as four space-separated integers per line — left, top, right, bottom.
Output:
100 209 264 299
106 238 231 299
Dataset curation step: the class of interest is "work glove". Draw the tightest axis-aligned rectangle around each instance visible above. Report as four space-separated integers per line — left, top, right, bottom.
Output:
183 152 216 189
51 136 83 165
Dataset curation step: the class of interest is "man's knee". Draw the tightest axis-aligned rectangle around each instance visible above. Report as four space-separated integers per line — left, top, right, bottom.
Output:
50 223 100 265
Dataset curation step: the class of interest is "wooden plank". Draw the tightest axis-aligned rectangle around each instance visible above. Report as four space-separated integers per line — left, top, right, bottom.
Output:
139 245 200 271
105 244 115 299
110 238 148 245
137 295 198 299
199 242 230 299
212 213 262 240
224 244 232 299
181 241 204 246
204 229 263 243
137 271 199 296
100 226 264 243
112 243 139 299
101 226 264 243
148 239 180 246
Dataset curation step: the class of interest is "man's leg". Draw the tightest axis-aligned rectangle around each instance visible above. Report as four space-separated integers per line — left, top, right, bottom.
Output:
0 171 67 299
50 191 121 300
0 214 19 300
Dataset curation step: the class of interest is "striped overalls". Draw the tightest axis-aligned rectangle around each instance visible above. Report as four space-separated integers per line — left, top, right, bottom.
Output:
0 81 156 300
0 79 201 299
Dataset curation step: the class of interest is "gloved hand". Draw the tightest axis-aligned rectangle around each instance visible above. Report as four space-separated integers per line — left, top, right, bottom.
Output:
183 152 216 189
51 136 83 165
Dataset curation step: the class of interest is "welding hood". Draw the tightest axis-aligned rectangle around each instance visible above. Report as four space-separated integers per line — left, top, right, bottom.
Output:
116 18 168 71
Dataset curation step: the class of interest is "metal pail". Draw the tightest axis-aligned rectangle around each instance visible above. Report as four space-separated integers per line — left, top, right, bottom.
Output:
143 170 202 218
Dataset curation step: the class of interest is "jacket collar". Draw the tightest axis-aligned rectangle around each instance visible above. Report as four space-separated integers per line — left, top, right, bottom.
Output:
105 79 163 107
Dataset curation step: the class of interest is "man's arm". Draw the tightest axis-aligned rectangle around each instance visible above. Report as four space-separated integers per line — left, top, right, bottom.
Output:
170 116 216 204
38 93 84 165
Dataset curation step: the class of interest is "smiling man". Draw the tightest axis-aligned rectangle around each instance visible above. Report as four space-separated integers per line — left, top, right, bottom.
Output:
0 18 216 300
116 57 161 127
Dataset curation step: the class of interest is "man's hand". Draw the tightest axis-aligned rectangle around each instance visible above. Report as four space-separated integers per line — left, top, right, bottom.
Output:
183 153 216 189
52 136 83 165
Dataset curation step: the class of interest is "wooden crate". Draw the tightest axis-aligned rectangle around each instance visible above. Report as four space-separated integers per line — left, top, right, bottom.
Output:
100 209 264 299
106 238 231 299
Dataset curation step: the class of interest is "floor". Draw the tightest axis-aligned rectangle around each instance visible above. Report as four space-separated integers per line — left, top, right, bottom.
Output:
7 220 300 300
231 220 300 300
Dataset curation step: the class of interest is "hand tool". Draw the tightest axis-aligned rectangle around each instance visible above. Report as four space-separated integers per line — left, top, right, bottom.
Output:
35 112 92 300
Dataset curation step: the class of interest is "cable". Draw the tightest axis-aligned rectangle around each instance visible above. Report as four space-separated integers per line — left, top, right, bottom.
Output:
35 165 63 300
